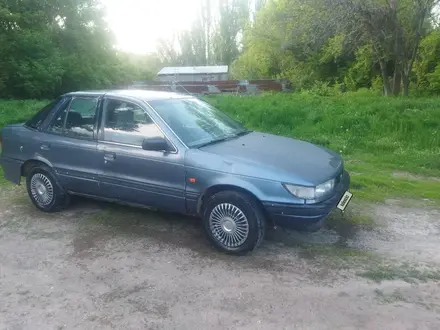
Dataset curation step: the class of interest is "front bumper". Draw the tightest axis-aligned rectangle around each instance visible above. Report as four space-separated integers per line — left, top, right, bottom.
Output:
263 171 350 231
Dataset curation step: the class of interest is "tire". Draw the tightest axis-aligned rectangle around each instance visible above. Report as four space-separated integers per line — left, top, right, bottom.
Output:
26 164 70 212
202 190 266 255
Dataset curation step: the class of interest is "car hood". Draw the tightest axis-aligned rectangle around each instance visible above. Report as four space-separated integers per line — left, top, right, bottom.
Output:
194 132 343 186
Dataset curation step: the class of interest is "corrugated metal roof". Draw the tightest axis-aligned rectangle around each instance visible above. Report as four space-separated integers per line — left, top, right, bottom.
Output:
157 65 229 75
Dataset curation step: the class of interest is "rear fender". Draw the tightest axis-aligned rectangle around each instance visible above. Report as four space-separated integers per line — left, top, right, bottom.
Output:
18 155 54 184
1 158 24 184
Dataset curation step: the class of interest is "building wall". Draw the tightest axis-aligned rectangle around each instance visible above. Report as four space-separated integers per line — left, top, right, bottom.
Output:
157 73 229 82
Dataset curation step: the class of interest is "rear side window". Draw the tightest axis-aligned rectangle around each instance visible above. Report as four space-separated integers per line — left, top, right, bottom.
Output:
25 99 61 129
47 97 99 139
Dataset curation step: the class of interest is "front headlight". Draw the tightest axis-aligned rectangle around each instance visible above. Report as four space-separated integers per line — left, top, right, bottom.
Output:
284 178 335 200
283 184 315 200
315 178 335 198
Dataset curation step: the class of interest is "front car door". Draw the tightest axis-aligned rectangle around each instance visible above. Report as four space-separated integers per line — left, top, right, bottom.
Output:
96 96 186 213
42 95 102 195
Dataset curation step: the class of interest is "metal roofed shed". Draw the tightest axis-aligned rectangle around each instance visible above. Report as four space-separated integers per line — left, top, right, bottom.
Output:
157 65 229 82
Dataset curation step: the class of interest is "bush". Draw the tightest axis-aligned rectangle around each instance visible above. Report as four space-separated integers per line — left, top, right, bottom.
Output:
302 81 342 97
371 76 384 94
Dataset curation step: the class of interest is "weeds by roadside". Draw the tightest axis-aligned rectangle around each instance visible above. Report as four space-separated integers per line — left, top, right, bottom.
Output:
359 262 440 283
0 99 48 128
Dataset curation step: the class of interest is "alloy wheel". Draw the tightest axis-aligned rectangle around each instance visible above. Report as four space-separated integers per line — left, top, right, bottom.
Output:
30 173 54 206
209 203 250 248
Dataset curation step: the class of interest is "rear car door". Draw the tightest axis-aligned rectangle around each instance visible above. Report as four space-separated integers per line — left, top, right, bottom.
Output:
96 97 186 212
42 96 102 195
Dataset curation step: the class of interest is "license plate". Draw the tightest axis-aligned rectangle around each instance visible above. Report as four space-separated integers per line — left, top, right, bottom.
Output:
337 191 353 211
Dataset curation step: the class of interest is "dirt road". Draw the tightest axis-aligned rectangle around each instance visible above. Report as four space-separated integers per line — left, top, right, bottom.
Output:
1 185 440 330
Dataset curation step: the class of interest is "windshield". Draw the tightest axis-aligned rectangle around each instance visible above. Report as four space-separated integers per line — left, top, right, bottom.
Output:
148 97 248 148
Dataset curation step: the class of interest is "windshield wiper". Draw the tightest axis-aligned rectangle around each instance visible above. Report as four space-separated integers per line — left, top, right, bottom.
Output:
235 129 251 137
197 136 235 148
196 130 251 148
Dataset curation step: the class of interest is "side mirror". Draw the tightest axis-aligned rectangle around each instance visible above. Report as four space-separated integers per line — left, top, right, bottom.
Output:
142 136 171 152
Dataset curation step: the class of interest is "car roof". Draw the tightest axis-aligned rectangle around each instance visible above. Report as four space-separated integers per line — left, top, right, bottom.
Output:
64 89 192 102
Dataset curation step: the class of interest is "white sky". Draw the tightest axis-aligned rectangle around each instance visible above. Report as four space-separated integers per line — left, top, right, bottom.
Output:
105 0 203 54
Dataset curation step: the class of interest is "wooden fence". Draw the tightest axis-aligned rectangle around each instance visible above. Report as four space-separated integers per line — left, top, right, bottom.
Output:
116 79 292 95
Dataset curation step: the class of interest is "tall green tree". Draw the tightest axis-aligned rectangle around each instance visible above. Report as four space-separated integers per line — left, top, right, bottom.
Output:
0 0 157 98
231 0 440 95
212 0 250 65
313 0 439 95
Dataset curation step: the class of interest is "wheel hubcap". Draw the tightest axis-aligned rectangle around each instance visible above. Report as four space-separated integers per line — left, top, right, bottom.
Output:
209 203 249 248
30 173 54 206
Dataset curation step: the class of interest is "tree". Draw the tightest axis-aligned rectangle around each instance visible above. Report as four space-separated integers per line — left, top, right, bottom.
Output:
179 18 209 66
319 0 440 96
201 0 213 64
212 0 250 65
0 0 158 98
157 18 209 66
231 0 345 87
413 30 440 90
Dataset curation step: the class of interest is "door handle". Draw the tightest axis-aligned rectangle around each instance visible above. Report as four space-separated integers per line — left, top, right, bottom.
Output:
104 152 116 161
40 144 51 151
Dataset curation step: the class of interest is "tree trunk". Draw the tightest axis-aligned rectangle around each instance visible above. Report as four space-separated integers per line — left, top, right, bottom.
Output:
402 74 410 96
379 59 391 96
392 62 402 96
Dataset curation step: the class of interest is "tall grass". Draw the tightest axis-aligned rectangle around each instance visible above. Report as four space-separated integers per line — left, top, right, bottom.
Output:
0 100 48 129
207 92 440 175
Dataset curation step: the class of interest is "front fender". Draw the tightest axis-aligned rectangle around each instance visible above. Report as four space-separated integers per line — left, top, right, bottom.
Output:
185 167 303 214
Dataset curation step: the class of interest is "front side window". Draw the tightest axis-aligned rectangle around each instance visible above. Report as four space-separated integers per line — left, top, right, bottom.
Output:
47 97 99 139
102 98 163 146
148 97 247 148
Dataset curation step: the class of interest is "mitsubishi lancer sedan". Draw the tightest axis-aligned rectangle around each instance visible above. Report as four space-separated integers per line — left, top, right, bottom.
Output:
0 90 352 254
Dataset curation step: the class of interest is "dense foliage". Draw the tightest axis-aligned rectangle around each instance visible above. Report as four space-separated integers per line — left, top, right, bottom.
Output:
0 0 159 99
2 0 440 98
231 0 440 96
149 0 440 96
156 0 250 67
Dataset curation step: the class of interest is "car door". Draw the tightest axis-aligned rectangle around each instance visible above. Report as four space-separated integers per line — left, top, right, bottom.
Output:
42 95 102 195
96 97 186 213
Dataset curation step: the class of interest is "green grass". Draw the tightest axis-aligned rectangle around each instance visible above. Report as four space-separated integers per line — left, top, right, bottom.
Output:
359 262 440 283
206 92 440 202
0 99 48 128
1 93 440 202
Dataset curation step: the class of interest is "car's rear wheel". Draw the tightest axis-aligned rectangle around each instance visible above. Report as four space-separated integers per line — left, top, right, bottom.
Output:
202 190 266 254
26 164 69 212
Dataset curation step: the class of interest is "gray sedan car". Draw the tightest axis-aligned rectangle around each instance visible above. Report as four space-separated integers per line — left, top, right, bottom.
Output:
0 90 351 254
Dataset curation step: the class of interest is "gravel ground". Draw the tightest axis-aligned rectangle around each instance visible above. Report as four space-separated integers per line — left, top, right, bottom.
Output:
1 185 440 330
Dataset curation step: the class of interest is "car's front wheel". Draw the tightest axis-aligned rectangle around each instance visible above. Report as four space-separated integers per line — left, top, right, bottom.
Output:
202 190 266 254
26 164 70 212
